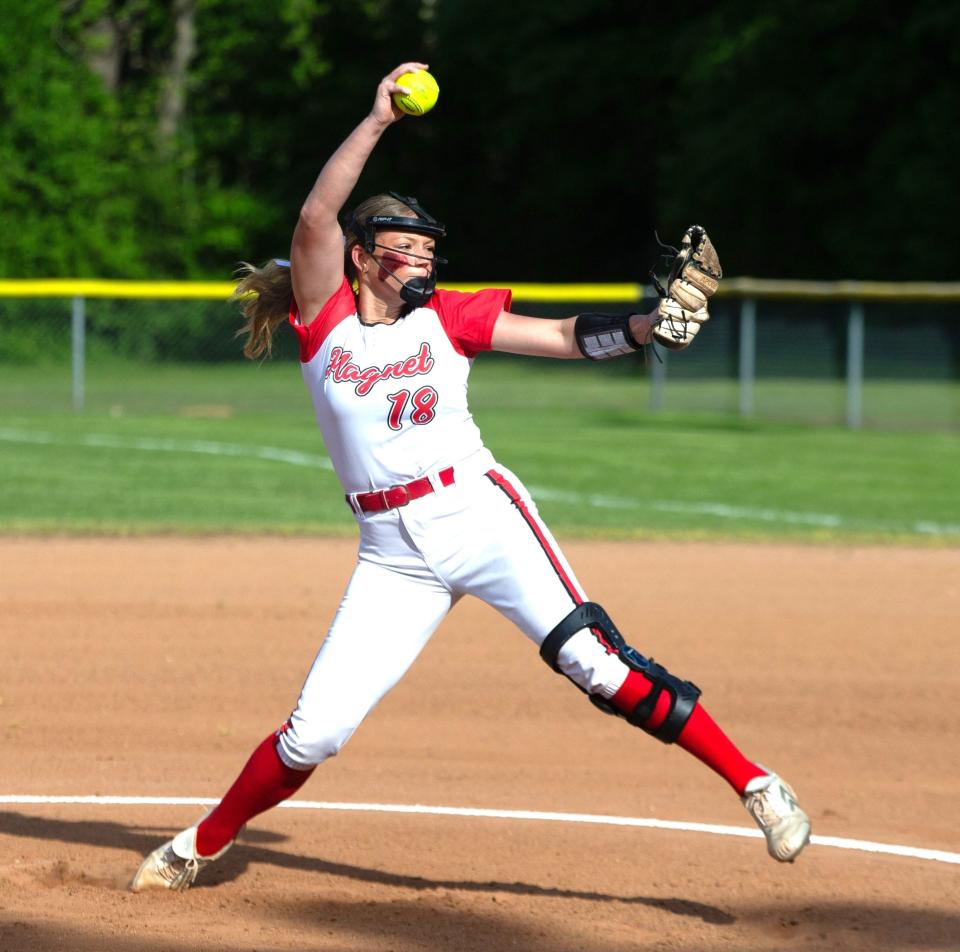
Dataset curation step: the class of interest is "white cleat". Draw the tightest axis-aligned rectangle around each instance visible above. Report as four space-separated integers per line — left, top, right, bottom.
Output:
129 825 234 892
742 772 811 863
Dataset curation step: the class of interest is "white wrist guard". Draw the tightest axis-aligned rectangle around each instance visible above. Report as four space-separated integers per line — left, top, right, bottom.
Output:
574 312 643 360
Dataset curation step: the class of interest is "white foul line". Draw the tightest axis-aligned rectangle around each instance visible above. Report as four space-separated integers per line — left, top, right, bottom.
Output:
0 428 334 471
1 795 957 866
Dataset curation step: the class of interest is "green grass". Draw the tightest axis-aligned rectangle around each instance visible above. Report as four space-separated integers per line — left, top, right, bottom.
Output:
652 377 960 429
0 358 957 542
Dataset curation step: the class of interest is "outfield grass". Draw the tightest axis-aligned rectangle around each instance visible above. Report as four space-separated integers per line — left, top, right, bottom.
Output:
653 377 960 429
0 358 957 542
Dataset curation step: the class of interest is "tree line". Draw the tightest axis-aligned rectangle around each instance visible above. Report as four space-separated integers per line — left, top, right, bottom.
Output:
1 0 956 283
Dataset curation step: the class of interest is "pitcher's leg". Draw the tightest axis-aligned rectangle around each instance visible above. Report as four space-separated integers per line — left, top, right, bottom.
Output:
459 467 810 861
276 558 453 768
209 560 451 842
132 560 452 890
194 731 312 858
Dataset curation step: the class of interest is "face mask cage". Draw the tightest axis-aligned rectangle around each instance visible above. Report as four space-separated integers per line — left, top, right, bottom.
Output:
346 193 448 306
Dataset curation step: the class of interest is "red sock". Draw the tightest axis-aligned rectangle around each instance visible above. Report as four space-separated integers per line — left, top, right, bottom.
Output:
611 670 765 795
195 732 314 857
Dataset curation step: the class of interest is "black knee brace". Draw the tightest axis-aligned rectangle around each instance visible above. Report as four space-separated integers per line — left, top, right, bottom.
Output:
539 602 701 744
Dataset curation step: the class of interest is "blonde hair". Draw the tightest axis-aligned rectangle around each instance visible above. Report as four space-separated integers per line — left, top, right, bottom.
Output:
233 259 294 360
234 195 419 360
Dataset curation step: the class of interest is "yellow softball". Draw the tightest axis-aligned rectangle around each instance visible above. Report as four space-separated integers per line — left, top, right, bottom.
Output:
392 70 440 117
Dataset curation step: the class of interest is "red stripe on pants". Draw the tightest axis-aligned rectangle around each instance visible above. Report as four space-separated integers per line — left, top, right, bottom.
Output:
486 470 616 655
485 469 583 605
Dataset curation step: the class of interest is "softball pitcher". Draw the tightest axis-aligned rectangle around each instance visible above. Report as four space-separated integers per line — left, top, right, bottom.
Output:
131 62 810 892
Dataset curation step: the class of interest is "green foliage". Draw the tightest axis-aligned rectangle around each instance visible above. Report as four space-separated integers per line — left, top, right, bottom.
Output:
83 299 244 361
0 300 68 362
655 0 960 279
0 5 135 276
1 1 958 281
0 296 248 364
423 0 661 282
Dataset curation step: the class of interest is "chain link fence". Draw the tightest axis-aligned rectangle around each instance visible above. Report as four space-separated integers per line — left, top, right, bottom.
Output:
1 280 958 429
644 291 960 429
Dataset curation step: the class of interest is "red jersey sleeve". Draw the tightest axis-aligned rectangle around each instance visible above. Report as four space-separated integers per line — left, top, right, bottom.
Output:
288 276 357 363
431 287 512 358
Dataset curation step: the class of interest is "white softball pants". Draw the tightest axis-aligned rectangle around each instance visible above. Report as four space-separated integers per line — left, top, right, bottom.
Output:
276 449 633 769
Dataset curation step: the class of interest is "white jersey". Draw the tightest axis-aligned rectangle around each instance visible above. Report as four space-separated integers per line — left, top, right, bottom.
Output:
289 277 511 493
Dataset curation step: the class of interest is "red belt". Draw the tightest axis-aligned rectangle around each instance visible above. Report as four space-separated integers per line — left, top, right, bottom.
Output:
346 467 456 514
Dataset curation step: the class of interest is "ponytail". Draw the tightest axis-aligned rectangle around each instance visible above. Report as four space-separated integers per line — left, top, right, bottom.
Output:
233 260 294 360
236 192 420 358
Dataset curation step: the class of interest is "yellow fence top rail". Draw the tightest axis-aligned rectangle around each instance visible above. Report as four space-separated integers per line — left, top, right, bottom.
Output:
0 280 237 299
447 283 644 302
721 278 960 302
0 279 644 302
1 278 959 303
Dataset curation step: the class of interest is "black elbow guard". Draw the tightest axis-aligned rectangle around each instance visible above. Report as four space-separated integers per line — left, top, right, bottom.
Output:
574 312 643 360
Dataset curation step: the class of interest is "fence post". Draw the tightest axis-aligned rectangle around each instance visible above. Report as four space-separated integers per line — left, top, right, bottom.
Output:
738 297 756 416
846 301 864 428
71 295 85 412
649 347 667 410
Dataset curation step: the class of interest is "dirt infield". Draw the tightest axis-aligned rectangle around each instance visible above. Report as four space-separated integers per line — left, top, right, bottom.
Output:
1 538 958 951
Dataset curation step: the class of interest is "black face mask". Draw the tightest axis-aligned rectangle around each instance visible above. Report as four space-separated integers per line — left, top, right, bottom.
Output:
398 274 436 307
